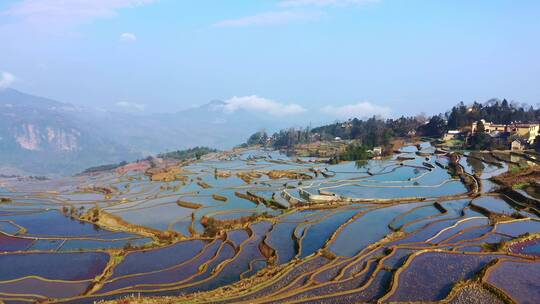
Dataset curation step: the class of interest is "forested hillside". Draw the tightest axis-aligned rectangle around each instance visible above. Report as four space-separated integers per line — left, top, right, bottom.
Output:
246 99 540 151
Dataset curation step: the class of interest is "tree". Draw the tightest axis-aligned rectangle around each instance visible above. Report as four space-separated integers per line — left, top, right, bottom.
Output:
329 144 372 164
443 99 537 128
469 122 493 150
158 147 217 160
247 131 268 146
476 120 486 133
340 144 371 161
420 116 447 137
469 133 493 150
446 102 468 129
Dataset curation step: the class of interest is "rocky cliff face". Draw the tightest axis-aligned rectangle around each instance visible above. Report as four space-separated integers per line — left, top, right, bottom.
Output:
15 124 40 151
0 89 138 176
14 124 80 152
0 89 301 176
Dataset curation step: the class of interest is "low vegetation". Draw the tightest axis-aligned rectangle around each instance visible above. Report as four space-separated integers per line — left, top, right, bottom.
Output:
200 212 273 237
328 143 372 164
176 199 202 209
81 161 128 174
146 166 189 182
158 147 217 160
492 165 539 188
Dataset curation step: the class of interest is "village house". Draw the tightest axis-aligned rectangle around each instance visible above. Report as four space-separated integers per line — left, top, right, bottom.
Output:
340 121 353 129
371 146 383 157
511 124 540 143
511 139 526 151
443 130 461 141
471 120 540 144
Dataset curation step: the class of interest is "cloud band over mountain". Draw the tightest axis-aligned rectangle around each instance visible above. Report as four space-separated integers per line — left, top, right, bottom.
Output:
321 102 390 119
222 95 306 115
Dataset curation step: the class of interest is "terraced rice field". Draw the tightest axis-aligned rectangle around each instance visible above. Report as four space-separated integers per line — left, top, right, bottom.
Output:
0 144 539 303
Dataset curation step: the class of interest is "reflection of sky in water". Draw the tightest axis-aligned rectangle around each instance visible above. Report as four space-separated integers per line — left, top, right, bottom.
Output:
0 142 538 302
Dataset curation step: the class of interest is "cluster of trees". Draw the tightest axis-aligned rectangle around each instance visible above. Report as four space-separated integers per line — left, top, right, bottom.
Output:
270 128 313 148
468 120 498 150
418 115 447 137
341 144 371 161
82 161 128 174
239 128 312 149
459 100 540 150
243 99 539 152
246 131 269 146
410 98 537 139
446 99 539 130
467 119 525 151
158 147 217 160
312 117 395 148
328 144 372 165
263 116 425 151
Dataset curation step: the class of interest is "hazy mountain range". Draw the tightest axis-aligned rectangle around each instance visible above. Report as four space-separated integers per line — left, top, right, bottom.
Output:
0 89 303 176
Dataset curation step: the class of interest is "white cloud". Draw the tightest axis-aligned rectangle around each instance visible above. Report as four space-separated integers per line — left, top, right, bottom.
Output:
120 32 137 42
0 72 15 90
321 102 390 119
3 0 158 28
213 11 322 28
279 0 379 7
115 101 146 111
222 95 306 115
213 0 378 28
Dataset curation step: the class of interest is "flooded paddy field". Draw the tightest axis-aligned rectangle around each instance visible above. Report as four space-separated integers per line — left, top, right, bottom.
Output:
1 144 539 303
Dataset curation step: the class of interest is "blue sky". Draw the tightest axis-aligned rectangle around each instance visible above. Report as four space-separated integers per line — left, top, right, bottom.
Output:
0 0 539 119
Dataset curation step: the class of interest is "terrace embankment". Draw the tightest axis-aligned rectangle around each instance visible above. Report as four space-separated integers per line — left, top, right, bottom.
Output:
469 202 518 223
236 170 313 184
237 171 262 183
212 194 228 202
292 140 349 157
502 232 540 257
449 152 481 195
80 208 181 243
116 161 151 175
214 169 232 178
491 166 540 207
176 199 202 209
266 170 313 180
79 185 117 196
85 250 126 296
145 166 190 182
234 191 287 209
442 280 507 304
200 214 274 237
10 142 540 304
491 166 540 189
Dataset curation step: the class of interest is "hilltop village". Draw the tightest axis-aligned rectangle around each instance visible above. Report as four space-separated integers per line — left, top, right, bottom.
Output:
241 99 540 162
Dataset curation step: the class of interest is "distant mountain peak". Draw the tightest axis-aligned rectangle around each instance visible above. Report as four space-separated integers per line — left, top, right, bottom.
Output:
0 90 300 176
0 88 69 109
